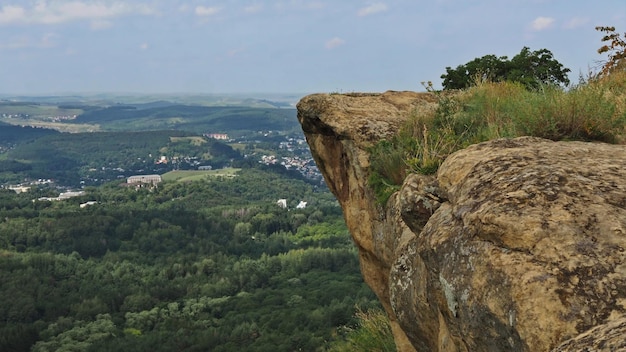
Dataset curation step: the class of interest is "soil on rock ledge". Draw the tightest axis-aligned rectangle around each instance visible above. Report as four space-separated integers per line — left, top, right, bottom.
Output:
297 91 626 352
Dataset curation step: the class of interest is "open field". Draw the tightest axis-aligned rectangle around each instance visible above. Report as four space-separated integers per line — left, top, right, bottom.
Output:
161 168 241 182
170 136 207 145
0 103 83 118
229 143 247 151
0 118 100 133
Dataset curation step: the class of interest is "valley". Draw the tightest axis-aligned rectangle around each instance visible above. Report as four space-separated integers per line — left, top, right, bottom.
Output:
0 95 384 352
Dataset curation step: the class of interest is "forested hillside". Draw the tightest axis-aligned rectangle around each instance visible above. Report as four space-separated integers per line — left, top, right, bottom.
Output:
0 130 243 186
0 96 384 351
0 122 59 145
73 105 299 135
0 168 379 351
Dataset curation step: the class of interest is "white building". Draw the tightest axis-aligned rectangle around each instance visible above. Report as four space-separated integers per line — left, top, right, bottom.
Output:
205 133 229 140
127 175 162 185
8 185 31 194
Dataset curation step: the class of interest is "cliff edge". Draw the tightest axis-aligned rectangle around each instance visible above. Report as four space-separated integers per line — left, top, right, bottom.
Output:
297 91 626 352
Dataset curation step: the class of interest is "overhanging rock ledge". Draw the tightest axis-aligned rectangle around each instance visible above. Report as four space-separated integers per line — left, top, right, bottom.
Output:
297 91 626 352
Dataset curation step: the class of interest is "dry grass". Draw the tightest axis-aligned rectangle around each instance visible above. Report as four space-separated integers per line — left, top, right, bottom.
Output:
369 72 626 204
328 307 396 352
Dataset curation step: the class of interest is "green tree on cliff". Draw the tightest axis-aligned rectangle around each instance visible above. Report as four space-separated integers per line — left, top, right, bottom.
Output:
441 47 571 90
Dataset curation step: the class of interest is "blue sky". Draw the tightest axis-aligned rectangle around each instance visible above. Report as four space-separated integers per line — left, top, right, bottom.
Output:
0 0 624 95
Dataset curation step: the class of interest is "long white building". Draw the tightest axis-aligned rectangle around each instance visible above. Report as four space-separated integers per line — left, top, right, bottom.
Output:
127 174 162 185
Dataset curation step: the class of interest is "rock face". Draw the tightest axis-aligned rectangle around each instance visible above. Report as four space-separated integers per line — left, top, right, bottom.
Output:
297 91 626 352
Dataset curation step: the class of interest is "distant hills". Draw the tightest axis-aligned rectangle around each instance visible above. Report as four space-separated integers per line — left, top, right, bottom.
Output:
0 94 312 187
0 93 301 108
0 94 301 135
73 104 299 135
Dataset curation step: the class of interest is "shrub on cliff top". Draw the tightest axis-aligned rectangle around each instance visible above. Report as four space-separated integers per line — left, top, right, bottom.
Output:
595 26 626 78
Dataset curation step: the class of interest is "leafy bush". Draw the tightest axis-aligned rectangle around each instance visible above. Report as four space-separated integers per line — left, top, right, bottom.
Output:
595 26 626 77
440 47 571 90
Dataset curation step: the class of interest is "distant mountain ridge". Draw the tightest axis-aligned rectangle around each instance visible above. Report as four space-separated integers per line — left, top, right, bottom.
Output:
0 93 302 108
0 96 300 135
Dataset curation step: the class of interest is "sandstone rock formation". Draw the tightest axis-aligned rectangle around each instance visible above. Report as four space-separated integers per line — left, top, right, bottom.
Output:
297 91 626 352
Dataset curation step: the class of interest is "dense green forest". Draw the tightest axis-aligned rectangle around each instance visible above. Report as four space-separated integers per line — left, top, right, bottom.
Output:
0 96 389 351
0 168 380 351
0 122 59 145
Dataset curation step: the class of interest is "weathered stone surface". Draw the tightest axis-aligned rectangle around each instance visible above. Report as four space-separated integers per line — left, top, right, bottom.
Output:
553 316 626 351
298 91 437 352
297 91 626 352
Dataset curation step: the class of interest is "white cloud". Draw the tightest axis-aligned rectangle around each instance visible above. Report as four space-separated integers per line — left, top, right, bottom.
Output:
272 1 325 13
0 1 156 26
0 32 57 50
195 6 220 16
530 16 555 31
90 19 113 30
564 17 588 29
34 2 139 24
306 2 326 10
357 3 387 17
41 32 57 47
0 5 26 25
325 37 345 49
227 47 245 57
0 36 30 50
139 43 149 50
244 4 263 13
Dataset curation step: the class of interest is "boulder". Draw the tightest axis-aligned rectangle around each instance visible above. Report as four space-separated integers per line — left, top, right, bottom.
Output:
297 91 626 351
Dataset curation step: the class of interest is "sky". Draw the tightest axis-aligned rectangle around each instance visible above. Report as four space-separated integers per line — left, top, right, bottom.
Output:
0 0 625 95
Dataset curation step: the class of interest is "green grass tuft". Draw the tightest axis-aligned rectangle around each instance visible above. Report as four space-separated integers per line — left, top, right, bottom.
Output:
369 72 626 204
328 307 397 352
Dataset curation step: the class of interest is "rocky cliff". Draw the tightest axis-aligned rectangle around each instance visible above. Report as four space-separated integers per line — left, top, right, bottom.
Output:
297 91 626 352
